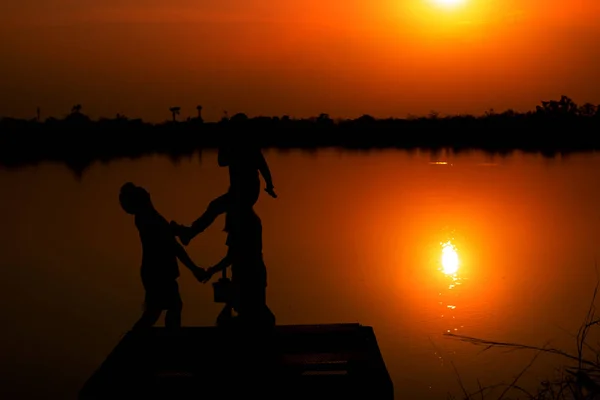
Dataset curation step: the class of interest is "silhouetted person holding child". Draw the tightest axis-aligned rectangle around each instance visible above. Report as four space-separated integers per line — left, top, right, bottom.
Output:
119 182 206 331
172 133 277 245
202 204 275 329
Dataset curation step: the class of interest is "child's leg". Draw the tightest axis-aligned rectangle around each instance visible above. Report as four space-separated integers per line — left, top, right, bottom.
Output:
216 303 234 327
253 291 275 327
165 303 182 329
179 192 230 244
247 282 275 328
165 285 183 329
132 308 161 331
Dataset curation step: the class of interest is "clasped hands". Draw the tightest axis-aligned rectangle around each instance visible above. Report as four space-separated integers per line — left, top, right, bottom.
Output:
192 266 216 284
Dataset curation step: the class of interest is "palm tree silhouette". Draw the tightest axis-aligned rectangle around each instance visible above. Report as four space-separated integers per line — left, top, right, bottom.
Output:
169 107 181 122
71 104 82 114
196 105 203 119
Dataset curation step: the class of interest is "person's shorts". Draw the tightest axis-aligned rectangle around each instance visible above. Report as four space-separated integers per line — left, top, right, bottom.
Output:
143 280 181 311
231 273 267 312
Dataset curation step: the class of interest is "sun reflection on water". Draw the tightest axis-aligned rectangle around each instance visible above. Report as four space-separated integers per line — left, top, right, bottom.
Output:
441 241 459 275
437 239 464 336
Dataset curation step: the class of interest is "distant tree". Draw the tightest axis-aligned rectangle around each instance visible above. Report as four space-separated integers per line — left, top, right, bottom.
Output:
579 103 597 117
65 103 90 123
315 113 333 126
357 114 376 123
484 108 495 117
538 95 578 116
559 95 578 115
231 113 248 123
501 109 516 117
196 105 203 120
169 106 181 122
317 113 333 125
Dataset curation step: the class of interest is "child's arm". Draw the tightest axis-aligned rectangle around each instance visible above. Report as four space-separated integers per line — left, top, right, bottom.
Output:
256 149 277 197
137 213 205 278
174 242 204 275
207 254 232 277
203 248 233 282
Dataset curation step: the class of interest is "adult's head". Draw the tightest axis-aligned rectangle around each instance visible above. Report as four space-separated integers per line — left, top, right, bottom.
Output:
221 113 251 147
119 182 151 215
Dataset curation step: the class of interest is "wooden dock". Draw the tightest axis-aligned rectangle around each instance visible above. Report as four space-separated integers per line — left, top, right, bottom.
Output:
79 323 393 399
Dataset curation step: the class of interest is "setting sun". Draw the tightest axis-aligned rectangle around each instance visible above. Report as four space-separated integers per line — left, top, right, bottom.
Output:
441 241 459 275
430 0 466 8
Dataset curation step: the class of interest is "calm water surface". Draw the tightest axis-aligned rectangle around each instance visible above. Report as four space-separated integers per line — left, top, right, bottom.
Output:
2 149 600 399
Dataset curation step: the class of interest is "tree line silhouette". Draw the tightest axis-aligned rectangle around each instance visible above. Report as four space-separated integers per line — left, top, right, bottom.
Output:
1 95 599 175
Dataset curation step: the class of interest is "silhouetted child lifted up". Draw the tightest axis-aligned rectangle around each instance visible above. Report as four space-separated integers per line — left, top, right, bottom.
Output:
119 182 206 331
172 136 277 246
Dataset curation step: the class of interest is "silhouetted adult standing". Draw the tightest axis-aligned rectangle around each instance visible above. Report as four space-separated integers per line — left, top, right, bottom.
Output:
202 203 275 328
172 131 277 245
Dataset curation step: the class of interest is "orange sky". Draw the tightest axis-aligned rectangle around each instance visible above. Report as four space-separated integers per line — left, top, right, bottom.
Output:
1 0 599 121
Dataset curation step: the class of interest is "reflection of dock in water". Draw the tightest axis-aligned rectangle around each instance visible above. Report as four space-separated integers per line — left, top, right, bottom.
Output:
79 323 393 399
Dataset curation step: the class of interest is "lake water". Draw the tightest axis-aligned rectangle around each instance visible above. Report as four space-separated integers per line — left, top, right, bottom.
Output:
2 149 600 399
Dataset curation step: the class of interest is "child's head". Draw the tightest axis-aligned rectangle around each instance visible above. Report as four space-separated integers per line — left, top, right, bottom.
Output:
119 182 151 215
